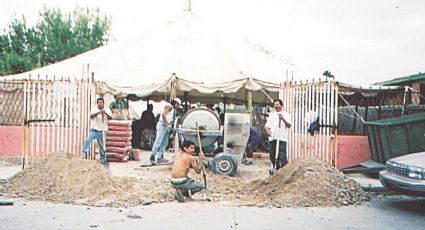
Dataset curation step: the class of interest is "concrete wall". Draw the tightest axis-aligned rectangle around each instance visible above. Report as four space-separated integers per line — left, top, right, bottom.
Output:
0 126 23 158
0 126 24 164
0 125 83 161
336 135 371 169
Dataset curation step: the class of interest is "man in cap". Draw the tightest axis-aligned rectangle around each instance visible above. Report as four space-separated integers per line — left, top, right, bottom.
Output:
109 91 129 120
149 98 181 164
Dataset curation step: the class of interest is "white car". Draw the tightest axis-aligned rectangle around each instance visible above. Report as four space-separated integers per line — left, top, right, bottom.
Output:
379 151 425 196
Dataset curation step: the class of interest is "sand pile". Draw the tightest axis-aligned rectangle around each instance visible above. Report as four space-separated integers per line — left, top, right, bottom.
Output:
0 151 173 206
236 157 370 207
0 152 371 208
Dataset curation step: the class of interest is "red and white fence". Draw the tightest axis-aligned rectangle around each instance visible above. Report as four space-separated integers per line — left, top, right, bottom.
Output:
22 78 95 165
280 78 338 166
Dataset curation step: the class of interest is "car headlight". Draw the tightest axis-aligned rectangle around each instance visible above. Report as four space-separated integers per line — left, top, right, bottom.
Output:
407 166 425 180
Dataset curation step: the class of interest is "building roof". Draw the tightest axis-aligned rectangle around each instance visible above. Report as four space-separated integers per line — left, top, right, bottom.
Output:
374 72 425 86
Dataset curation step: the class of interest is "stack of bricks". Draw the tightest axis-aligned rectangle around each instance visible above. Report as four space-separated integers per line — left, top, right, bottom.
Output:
106 120 132 162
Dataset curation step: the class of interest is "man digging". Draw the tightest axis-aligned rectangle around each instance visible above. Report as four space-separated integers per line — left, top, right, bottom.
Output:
170 140 205 202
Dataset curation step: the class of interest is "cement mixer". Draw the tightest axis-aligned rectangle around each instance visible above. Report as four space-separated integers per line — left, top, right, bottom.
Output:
176 108 250 176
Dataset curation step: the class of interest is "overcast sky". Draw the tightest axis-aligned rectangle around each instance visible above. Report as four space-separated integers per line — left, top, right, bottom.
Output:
1 0 424 85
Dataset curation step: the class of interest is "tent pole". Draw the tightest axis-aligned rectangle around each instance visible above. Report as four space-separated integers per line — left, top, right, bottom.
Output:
351 105 359 134
184 91 188 112
222 95 228 124
363 105 369 135
378 93 382 120
247 90 253 125
223 95 227 116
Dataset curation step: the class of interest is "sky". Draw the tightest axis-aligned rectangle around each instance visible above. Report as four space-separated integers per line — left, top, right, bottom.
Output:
0 0 424 85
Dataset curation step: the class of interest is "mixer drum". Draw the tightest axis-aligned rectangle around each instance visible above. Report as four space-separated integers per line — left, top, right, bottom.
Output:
180 108 221 147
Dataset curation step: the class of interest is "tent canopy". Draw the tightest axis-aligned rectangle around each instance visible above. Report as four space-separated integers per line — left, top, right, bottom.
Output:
98 75 279 105
337 82 407 106
3 10 288 104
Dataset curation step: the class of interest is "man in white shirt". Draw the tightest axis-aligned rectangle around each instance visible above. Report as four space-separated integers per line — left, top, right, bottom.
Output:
150 98 181 165
81 97 112 163
264 99 292 174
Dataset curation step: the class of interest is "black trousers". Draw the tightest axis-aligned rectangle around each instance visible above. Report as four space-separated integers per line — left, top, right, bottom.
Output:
268 140 288 170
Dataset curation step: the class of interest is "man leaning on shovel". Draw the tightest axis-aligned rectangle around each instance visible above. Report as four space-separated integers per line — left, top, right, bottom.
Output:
265 99 292 175
170 140 206 202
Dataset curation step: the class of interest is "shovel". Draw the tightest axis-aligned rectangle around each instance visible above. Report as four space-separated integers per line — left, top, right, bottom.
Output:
196 122 212 201
101 112 109 166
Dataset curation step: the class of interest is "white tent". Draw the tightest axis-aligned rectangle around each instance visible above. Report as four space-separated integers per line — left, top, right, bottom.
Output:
98 75 280 104
4 10 289 104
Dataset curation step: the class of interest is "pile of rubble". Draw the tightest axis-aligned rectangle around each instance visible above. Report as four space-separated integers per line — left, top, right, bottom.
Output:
0 151 172 207
0 152 371 208
235 157 370 207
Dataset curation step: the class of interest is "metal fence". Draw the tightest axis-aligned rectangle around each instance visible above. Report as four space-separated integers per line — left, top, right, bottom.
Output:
280 78 338 166
0 80 25 125
0 78 95 166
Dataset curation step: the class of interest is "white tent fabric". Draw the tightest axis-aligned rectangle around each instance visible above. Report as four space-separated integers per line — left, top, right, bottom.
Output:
98 76 279 104
4 11 288 103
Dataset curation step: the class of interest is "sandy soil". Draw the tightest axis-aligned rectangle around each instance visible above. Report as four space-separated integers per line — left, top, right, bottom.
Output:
0 150 370 208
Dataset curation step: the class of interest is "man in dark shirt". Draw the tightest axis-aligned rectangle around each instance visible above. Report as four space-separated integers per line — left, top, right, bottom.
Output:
141 104 156 149
242 128 261 165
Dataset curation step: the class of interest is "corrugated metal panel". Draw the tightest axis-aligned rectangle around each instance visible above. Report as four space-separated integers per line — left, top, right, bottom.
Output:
374 73 425 86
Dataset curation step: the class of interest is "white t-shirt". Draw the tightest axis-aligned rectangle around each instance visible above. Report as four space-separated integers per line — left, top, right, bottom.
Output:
89 106 112 131
159 103 174 124
265 111 292 142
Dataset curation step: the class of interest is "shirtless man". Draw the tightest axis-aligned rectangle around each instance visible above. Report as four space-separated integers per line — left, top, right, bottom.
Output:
170 140 205 202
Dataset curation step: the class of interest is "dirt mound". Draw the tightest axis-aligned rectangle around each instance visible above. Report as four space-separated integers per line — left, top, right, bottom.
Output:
237 157 370 207
0 152 371 208
1 151 173 206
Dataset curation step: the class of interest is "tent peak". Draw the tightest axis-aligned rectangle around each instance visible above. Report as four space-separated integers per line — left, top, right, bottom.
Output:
184 0 192 12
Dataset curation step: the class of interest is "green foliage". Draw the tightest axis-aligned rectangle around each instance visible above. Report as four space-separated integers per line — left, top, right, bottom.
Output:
0 7 111 75
322 70 334 78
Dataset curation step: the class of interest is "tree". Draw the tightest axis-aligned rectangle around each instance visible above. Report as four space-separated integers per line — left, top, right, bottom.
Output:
322 70 335 79
0 7 111 75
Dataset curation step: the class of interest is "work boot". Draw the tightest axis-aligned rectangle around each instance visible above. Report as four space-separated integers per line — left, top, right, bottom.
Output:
174 189 185 202
242 159 253 165
99 157 107 164
157 158 169 164
181 190 192 198
150 155 157 165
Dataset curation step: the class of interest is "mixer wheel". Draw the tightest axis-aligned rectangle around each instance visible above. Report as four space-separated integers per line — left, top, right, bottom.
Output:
212 153 237 176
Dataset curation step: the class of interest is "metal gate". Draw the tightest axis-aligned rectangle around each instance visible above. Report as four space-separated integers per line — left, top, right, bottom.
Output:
280 78 338 166
0 77 95 166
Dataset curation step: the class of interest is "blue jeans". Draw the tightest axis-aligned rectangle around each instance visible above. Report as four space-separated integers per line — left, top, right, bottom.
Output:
81 129 106 161
268 140 287 170
171 178 204 194
151 121 170 159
